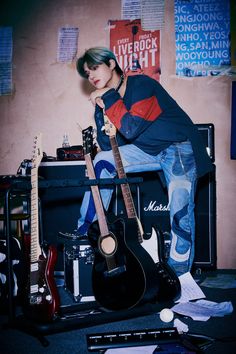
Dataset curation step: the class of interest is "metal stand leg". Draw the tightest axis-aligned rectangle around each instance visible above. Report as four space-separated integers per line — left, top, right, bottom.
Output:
4 187 15 322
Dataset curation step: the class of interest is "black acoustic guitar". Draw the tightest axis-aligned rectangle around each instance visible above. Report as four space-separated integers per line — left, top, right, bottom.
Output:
23 133 60 322
82 126 159 311
103 116 181 302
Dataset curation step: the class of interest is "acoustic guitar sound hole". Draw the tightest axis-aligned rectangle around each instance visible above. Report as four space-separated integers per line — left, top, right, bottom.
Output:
99 234 117 256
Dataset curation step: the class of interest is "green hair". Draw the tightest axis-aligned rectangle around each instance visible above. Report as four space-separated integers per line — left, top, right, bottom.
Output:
77 46 123 78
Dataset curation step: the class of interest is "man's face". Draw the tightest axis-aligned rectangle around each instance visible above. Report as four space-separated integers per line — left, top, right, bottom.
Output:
83 62 113 89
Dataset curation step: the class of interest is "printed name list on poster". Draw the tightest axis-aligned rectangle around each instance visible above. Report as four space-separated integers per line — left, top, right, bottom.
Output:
175 0 230 77
109 19 160 81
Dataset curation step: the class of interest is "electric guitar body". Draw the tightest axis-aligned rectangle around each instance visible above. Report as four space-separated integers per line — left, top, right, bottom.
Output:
143 226 181 302
24 244 60 322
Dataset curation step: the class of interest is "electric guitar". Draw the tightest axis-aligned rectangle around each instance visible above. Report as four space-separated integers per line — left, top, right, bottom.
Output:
82 126 159 311
23 133 60 322
103 117 181 302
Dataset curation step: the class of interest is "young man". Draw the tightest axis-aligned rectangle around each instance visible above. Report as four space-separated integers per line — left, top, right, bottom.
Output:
60 47 213 276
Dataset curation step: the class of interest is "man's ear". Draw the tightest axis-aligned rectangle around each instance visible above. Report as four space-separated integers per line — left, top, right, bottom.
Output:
109 59 116 70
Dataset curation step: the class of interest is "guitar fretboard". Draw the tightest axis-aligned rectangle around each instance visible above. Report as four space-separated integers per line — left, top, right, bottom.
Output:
30 133 42 271
30 165 41 263
109 135 143 244
110 135 137 218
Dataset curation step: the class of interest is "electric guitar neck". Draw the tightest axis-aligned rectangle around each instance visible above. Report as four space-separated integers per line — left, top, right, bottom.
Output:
24 133 60 322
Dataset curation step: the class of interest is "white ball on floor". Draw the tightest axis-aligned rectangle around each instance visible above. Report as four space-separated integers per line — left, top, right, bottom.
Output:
159 308 174 323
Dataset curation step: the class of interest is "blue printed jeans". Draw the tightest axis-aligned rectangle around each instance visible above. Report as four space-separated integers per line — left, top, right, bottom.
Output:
77 142 197 276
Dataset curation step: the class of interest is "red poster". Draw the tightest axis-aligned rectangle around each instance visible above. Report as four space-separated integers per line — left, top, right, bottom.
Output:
109 19 161 81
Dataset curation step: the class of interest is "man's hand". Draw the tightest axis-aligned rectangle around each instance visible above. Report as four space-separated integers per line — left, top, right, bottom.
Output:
89 88 111 107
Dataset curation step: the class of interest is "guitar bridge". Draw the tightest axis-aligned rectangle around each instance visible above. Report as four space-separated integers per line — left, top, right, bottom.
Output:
104 265 126 278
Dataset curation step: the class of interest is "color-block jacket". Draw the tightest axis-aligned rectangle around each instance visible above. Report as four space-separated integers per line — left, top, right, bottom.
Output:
94 74 213 178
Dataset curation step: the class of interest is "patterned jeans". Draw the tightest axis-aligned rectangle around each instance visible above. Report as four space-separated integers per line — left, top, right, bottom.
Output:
77 142 197 276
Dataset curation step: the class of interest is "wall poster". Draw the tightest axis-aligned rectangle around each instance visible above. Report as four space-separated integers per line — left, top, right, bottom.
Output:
109 19 161 81
175 0 230 77
57 27 79 63
141 0 165 31
0 26 13 95
121 0 141 20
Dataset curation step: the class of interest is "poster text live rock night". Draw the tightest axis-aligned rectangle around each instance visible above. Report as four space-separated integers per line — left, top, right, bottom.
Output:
109 19 161 81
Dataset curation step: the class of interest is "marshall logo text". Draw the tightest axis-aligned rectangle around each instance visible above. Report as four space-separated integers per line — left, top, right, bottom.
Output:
144 201 170 212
